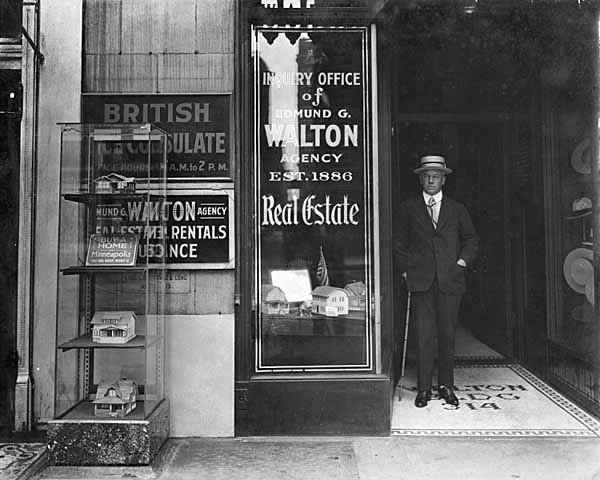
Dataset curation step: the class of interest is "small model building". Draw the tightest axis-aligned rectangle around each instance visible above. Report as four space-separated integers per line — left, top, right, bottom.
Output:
261 285 290 315
93 379 138 418
94 173 136 194
92 311 136 344
344 281 367 311
312 286 349 317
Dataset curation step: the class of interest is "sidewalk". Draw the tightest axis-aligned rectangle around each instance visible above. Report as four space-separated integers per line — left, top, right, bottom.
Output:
19 360 600 480
31 435 600 480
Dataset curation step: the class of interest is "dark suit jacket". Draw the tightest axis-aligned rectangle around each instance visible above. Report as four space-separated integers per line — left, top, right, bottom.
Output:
393 194 479 295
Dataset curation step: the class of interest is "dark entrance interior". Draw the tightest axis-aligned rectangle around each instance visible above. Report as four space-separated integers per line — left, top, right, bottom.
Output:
392 120 515 361
0 70 21 435
381 1 587 383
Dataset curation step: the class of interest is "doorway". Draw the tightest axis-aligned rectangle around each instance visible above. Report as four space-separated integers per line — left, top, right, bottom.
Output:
0 70 21 435
391 118 514 363
381 0 599 423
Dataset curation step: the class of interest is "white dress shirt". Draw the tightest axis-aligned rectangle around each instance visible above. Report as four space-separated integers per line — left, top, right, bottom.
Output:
423 190 443 225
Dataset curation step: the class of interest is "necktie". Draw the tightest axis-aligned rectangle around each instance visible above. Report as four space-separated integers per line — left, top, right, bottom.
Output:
427 197 437 229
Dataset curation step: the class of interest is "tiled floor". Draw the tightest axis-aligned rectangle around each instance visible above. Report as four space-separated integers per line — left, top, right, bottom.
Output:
394 326 600 437
392 364 600 437
454 324 505 360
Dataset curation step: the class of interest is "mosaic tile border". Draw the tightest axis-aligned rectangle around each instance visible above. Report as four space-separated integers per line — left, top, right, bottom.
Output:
0 443 46 479
508 364 600 435
392 364 600 437
455 362 516 369
391 429 597 437
455 356 513 365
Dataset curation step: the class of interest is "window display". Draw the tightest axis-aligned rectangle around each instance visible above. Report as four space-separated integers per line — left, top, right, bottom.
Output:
542 11 599 406
555 132 596 364
253 27 373 371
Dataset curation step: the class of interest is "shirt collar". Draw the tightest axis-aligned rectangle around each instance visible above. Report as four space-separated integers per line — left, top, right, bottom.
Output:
422 190 443 205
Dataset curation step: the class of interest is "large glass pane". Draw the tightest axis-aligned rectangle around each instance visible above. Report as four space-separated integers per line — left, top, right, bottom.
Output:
254 27 373 371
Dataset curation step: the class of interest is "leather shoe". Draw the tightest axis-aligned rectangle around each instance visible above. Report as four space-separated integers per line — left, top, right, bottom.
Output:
414 390 431 408
438 385 459 406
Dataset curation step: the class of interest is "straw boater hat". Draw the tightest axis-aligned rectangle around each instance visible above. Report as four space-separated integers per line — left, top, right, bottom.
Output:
413 155 453 174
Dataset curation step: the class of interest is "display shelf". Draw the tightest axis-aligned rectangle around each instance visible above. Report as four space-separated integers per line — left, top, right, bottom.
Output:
58 333 160 351
262 311 367 336
63 192 164 204
57 399 148 422
61 265 159 275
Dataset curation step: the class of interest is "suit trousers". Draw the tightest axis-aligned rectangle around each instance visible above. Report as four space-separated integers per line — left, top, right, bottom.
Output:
411 280 462 391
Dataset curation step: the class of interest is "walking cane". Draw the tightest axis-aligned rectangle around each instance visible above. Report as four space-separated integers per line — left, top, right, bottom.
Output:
398 289 411 401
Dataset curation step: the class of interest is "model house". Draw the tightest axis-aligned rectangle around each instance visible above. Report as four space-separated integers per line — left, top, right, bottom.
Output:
93 379 138 418
344 281 367 311
311 286 349 317
261 285 290 315
91 311 136 344
94 172 136 194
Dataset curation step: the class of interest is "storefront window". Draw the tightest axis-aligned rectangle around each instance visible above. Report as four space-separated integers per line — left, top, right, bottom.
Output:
253 27 373 371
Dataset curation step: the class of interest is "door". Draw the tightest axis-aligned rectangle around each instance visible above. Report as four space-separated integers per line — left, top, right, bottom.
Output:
392 118 513 358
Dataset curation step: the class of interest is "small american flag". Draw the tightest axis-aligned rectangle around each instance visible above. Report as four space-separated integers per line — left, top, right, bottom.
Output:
316 245 329 286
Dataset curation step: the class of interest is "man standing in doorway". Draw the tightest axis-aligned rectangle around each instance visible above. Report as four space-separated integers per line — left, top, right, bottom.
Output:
394 155 479 408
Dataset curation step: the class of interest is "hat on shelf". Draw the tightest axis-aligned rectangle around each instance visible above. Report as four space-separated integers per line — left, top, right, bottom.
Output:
413 155 453 174
563 247 594 295
566 196 592 219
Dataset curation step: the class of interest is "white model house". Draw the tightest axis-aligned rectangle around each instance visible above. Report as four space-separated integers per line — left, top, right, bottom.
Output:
91 311 136 344
312 286 349 317
94 172 136 194
93 379 138 418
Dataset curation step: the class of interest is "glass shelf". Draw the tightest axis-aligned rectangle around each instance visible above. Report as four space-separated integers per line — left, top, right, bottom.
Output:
63 192 165 204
